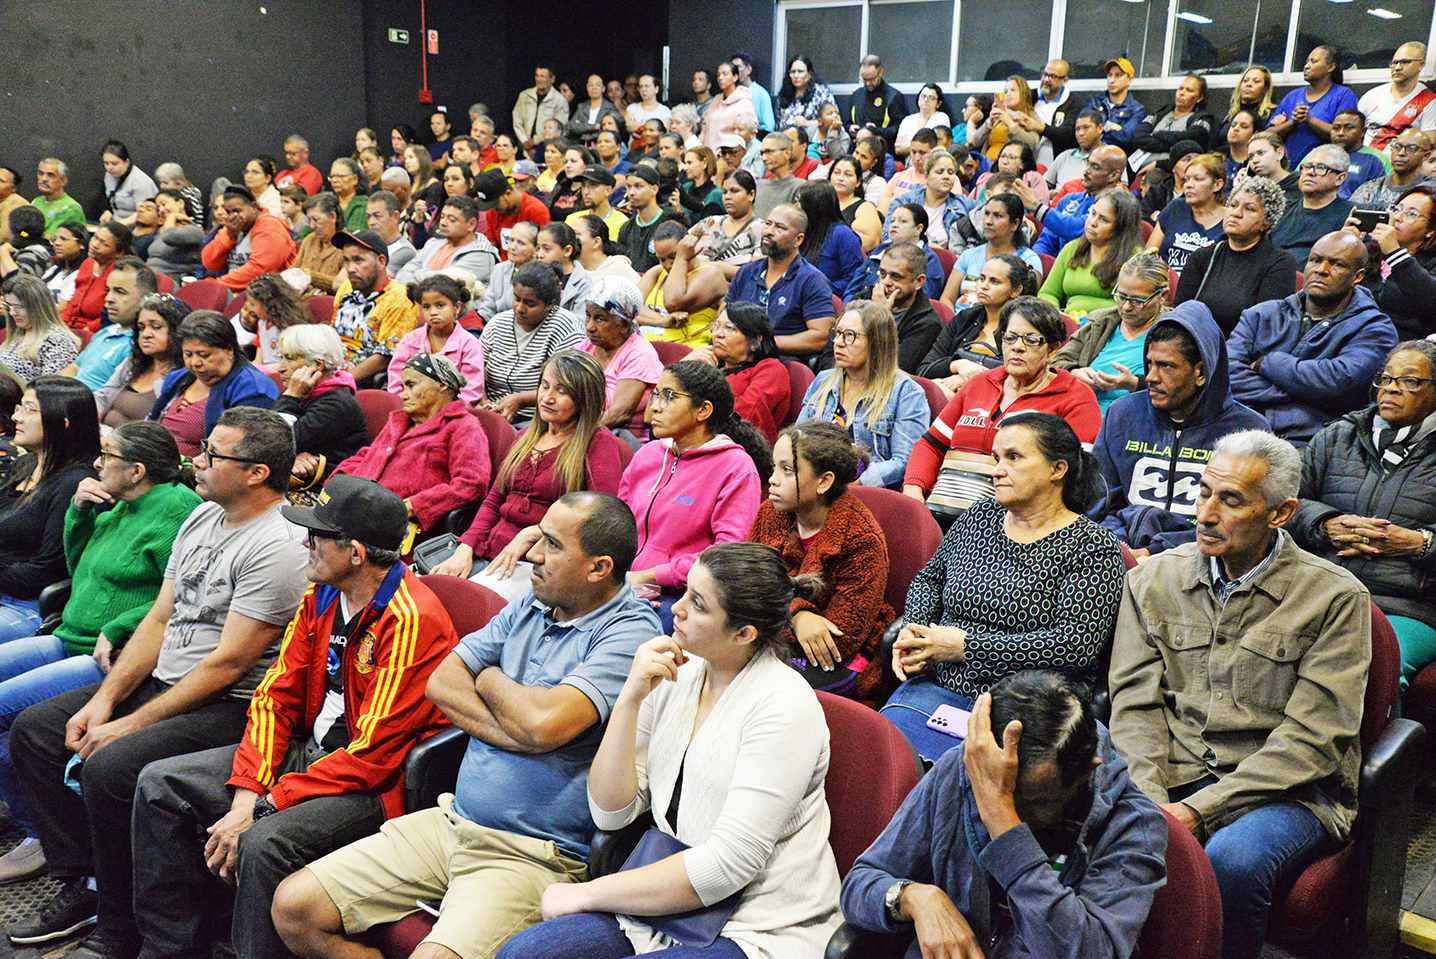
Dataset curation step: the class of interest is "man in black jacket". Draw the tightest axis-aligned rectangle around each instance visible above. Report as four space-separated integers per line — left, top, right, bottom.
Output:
819 242 941 374
846 55 911 155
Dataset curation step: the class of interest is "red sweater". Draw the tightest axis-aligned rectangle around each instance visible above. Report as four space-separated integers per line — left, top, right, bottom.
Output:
276 164 324 196
484 192 551 260
460 428 624 557
905 366 1101 492
748 493 893 700
60 259 112 332
727 358 790 444
201 210 298 291
228 564 457 818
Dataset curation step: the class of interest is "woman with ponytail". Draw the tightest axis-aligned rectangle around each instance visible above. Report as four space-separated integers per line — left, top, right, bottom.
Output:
882 411 1126 761
749 420 892 700
0 419 200 881
497 541 842 959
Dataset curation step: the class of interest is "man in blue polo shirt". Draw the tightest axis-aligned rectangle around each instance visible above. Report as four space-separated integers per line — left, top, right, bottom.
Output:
272 492 659 959
727 204 835 358
61 257 157 390
1025 145 1128 257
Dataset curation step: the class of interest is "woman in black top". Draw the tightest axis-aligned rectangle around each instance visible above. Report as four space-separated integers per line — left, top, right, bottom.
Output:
0 376 99 642
271 325 368 497
1174 174 1297 336
1346 183 1436 340
918 253 1039 397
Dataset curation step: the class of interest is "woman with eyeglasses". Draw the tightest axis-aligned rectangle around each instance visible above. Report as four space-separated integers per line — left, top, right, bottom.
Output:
1 275 82 384
799 300 928 489
1293 340 1436 693
242 155 283 217
905 297 1100 521
578 276 664 435
0 420 198 882
1344 183 1436 340
149 311 279 457
687 302 789 444
329 157 369 232
97 292 187 427
1053 252 1171 413
895 83 951 159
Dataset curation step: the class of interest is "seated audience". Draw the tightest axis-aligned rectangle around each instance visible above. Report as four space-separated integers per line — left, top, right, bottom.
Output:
1039 189 1144 316
828 156 883 252
61 221 133 333
201 185 298 293
333 352 489 536
1109 429 1369 959
272 324 368 495
1093 302 1267 558
154 163 205 223
885 412 1124 759
7 408 307 954
99 141 158 226
973 141 1050 207
536 222 593 315
1329 110 1387 201
150 311 280 457
919 253 1039 396
1229 231 1398 444
1222 108 1258 181
234 271 309 368
0 207 53 285
480 261 585 424
288 192 345 297
686 168 764 280
796 181 865 295
271 491 657 959
481 169 552 260
0 421 198 883
332 229 419 385
495 540 842 959
1220 66 1277 143
1174 174 1297 335
1292 340 1436 690
279 184 312 241
30 158 84 239
329 157 369 232
638 222 726 347
800 300 928 488
750 421 892 698
146 189 204 282
2 275 82 383
40 221 88 302
677 146 723 220
395 194 499 286
474 220 539 320
847 203 944 302
940 193 1044 306
365 189 417 276
753 132 805 219
547 144 593 220
1248 131 1301 203
727 204 836 359
578 276 664 434
131 475 457 959
574 213 643 285
905 297 1100 517
97 293 187 427
277 135 325 194
1349 129 1433 210
1345 183 1436 340
843 670 1166 956
1046 110 1103 192
889 148 976 250
1147 152 1227 271
64 257 155 391
241 155 282 216
1053 251 1170 412
686 302 790 443
388 274 484 405
826 242 941 374
1271 144 1355 264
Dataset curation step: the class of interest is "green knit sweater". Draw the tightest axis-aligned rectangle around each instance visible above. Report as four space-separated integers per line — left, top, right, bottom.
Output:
57 481 203 656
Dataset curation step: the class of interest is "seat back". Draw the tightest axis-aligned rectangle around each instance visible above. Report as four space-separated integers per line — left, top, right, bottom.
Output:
832 293 844 316
223 291 247 319
816 691 922 877
1165 266 1179 306
1139 219 1154 243
931 299 955 325
418 574 510 637
355 388 401 442
1037 252 1055 279
306 295 335 325
154 272 176 294
1139 809 1223 959
1362 604 1401 750
652 339 692 366
849 486 942 616
176 278 229 312
471 408 518 476
783 360 816 428
930 245 957 284
911 376 948 421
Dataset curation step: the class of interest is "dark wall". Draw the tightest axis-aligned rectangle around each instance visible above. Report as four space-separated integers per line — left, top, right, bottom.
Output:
669 0 775 101
0 0 366 219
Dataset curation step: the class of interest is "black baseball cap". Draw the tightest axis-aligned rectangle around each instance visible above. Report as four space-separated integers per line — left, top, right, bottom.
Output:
577 163 617 187
281 475 410 552
626 164 660 186
472 169 509 211
333 229 387 257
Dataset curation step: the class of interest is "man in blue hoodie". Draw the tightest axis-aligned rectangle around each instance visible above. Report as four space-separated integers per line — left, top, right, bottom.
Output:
840 670 1167 959
1228 231 1398 445
1094 302 1268 560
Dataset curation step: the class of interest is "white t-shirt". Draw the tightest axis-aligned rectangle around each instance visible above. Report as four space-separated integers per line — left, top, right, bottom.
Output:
626 102 672 128
925 202 948 246
896 111 952 151
1358 83 1436 151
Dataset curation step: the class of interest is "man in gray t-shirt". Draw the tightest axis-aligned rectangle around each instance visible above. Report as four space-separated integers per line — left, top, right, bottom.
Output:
10 409 308 954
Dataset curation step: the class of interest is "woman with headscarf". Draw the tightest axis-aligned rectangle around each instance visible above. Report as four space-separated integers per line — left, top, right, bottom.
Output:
578 275 664 435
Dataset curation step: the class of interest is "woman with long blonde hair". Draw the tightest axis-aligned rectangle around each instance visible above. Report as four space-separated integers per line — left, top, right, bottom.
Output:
0 275 81 383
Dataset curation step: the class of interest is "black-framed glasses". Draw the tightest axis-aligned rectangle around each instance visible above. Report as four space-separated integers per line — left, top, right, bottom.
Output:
831 329 867 347
302 529 351 549
650 388 692 408
1390 143 1428 155
1373 374 1435 391
1002 332 1047 348
1113 287 1167 307
1302 163 1341 177
1391 58 1423 67
198 440 256 465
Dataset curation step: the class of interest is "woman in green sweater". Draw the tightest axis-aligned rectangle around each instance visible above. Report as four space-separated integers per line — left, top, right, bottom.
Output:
0 420 200 881
1038 189 1145 319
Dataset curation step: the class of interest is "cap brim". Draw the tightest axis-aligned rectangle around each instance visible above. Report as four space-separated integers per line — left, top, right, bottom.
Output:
473 196 499 211
280 504 346 537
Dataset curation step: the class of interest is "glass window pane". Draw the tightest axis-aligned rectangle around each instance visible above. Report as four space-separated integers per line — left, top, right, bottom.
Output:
1295 0 1431 70
1171 0 1287 74
869 2 954 83
957 0 1051 82
1062 0 1165 79
783 5 862 88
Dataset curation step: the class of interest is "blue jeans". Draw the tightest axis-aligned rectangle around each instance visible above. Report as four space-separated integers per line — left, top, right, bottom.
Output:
0 633 105 836
495 912 746 959
879 674 974 762
1171 780 1331 959
0 596 42 645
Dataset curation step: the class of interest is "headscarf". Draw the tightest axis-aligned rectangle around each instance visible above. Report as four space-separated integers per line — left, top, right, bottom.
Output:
586 275 643 327
403 352 467 396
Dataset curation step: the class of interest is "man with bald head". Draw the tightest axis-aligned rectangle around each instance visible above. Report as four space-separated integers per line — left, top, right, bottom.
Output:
727 204 835 358
1228 231 1398 444
1005 59 1079 168
1023 144 1128 256
1359 42 1436 153
1349 129 1434 210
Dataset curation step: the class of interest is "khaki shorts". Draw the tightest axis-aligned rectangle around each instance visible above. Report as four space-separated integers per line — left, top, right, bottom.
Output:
306 794 587 959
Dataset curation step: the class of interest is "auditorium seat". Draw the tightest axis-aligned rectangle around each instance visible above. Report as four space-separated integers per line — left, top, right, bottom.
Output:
783 359 816 428
651 339 691 366
929 245 956 284
355 388 401 442
911 375 948 421
306 295 335 325
176 278 229 312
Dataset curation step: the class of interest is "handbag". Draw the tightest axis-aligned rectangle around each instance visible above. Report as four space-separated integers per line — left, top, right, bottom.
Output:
618 828 744 947
411 533 460 574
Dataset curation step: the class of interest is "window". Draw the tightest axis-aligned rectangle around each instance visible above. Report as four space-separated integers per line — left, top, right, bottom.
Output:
956 0 1051 82
782 4 863 87
870 1 955 83
1294 0 1429 71
1170 0 1289 74
1062 0 1166 79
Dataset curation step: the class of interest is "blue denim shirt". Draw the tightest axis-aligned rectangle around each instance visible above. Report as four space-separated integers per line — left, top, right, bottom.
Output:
886 188 977 247
800 371 930 488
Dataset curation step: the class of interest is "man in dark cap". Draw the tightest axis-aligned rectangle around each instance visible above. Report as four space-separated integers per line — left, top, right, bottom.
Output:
128 476 459 959
567 163 629 240
332 228 418 385
476 168 551 261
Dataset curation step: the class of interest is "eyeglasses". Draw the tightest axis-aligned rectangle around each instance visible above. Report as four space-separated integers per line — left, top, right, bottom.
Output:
1041 71 1069 81
98 450 136 464
302 530 350 548
650 388 692 408
708 321 738 336
17 402 40 415
1373 373 1435 391
1001 332 1047 349
198 440 255 465
831 329 867 347
1391 205 1431 223
1302 163 1341 177
1113 287 1167 307
1390 143 1429 155
1391 58 1423 67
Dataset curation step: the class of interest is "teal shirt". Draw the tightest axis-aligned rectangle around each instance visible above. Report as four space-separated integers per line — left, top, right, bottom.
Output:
33 193 85 236
1089 325 1149 413
74 325 134 391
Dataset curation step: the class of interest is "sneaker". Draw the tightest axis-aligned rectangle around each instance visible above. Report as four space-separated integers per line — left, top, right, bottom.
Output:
67 927 141 959
7 879 97 944
0 837 46 883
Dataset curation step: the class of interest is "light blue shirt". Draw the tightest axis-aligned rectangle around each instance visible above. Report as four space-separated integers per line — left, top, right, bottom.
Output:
74 324 135 391
749 81 777 133
451 581 659 860
954 244 1044 281
1090 325 1149 413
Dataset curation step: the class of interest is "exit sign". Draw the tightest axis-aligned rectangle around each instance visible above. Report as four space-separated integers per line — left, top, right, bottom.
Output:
388 28 410 43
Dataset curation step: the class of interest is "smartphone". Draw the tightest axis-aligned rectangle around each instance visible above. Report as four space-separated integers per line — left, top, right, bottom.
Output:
925 704 973 740
1353 209 1386 233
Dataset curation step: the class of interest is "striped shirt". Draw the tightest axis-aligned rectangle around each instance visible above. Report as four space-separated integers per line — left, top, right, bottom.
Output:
478 306 584 403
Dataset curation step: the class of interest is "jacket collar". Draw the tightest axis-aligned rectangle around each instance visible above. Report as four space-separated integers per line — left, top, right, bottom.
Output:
1181 529 1295 602
314 560 409 619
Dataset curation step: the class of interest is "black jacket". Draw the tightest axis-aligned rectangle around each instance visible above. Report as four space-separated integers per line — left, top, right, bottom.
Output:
1134 106 1216 154
1369 247 1436 341
917 304 1004 380
0 460 97 599
845 81 911 149
271 386 369 484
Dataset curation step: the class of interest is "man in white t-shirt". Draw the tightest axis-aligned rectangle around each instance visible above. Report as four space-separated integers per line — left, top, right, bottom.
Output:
624 74 672 135
1359 42 1436 152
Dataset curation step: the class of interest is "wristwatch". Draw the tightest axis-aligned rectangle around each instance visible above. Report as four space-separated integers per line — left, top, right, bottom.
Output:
252 795 278 821
885 880 914 923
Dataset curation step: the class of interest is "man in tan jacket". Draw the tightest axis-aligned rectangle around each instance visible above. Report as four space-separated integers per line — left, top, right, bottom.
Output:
1109 428 1370 959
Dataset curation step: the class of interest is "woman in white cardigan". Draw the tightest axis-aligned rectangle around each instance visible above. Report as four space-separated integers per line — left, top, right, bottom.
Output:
497 542 843 959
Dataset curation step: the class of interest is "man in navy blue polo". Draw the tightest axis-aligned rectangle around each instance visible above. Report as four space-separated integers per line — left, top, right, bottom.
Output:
726 204 835 358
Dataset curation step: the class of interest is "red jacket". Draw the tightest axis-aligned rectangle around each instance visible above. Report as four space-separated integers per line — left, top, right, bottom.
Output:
276 164 324 196
201 210 298 291
60 259 112 332
484 192 551 260
727 358 790 444
228 563 458 818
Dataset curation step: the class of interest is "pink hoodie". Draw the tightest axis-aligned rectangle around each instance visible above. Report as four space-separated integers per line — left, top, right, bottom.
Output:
617 435 762 590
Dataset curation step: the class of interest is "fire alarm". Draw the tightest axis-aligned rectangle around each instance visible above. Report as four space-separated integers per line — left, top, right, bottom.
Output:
419 89 434 104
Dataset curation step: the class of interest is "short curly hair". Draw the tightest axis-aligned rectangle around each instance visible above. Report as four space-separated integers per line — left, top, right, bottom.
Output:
1228 173 1286 230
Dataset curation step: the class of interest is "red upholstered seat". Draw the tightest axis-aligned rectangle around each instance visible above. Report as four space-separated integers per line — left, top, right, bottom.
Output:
929 245 956 284
1139 809 1223 959
355 388 401 442
910 376 948 421
306 295 335 325
848 486 942 616
176 278 229 312
651 339 691 366
470 408 517 475
931 299 954 324
783 360 816 428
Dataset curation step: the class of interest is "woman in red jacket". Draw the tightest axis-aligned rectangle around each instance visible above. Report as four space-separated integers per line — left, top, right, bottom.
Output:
749 420 892 700
60 222 133 333
686 301 790 443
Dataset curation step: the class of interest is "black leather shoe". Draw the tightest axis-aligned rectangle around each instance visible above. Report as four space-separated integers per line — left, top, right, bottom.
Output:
7 879 97 943
68 926 142 959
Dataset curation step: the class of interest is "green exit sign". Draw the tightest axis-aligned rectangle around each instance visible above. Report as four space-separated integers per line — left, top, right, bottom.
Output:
388 28 410 43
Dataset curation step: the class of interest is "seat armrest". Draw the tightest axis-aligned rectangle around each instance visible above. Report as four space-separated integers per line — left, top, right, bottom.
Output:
402 726 469 813
1351 718 1426 959
36 579 72 634
879 619 905 700
445 505 481 538
587 813 655 878
825 922 913 959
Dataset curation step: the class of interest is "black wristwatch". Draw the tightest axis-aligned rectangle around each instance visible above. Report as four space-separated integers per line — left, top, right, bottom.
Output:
252 795 278 821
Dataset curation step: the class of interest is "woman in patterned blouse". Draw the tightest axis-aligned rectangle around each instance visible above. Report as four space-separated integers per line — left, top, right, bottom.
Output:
880 411 1126 761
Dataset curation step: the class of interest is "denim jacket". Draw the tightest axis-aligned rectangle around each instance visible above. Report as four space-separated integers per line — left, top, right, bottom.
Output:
800 372 929 488
888 187 977 249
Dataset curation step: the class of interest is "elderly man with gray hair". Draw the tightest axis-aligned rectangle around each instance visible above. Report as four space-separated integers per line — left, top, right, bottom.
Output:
1109 428 1371 959
1271 143 1355 263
